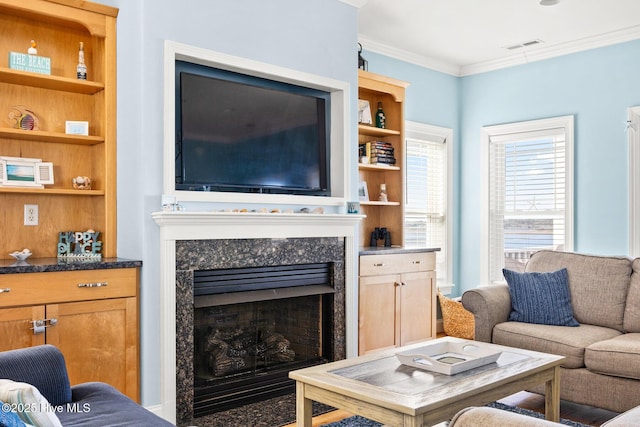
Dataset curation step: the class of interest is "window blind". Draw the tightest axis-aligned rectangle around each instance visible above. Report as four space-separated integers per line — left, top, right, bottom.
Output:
488 128 566 282
405 137 447 283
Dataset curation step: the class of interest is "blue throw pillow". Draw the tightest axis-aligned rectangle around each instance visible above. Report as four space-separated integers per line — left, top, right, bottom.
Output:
503 268 579 327
0 400 26 427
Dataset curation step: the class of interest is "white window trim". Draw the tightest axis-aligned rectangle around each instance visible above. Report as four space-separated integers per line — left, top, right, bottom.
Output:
405 121 454 294
629 106 640 257
480 115 574 285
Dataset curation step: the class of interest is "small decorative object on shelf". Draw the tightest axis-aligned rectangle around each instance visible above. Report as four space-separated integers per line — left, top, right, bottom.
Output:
8 106 39 131
357 42 368 71
375 101 386 129
9 248 32 262
65 120 89 135
77 41 87 80
347 201 360 214
72 176 91 190
57 229 102 259
358 99 372 125
8 40 51 75
28 40 37 55
378 183 388 202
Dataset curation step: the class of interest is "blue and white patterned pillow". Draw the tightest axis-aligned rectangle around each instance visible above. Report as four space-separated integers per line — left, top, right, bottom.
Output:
503 268 579 326
0 399 27 427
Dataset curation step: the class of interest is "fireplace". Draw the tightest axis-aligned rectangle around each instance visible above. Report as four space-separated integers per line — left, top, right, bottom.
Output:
192 263 335 417
174 236 347 426
152 211 361 425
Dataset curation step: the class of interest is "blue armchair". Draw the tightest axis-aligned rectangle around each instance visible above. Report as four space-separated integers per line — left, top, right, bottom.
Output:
0 345 174 426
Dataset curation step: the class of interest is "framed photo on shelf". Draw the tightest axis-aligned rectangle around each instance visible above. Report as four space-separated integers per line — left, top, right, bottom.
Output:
358 181 369 201
0 156 54 188
358 99 372 125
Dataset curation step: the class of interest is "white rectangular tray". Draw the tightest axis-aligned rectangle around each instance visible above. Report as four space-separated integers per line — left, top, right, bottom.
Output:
396 340 502 375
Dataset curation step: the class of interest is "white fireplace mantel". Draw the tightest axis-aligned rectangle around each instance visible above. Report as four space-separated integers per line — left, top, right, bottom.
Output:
151 211 363 423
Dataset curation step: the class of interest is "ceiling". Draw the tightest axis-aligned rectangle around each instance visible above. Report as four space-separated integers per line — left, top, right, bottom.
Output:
356 0 640 76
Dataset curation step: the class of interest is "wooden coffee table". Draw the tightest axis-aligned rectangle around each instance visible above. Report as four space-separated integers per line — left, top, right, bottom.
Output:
289 337 565 427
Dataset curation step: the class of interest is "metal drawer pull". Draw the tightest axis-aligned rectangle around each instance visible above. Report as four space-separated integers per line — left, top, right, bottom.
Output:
373 263 386 267
412 260 423 264
78 282 108 288
0 288 10 293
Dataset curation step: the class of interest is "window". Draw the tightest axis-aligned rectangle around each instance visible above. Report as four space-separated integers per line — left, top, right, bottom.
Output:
481 116 574 284
629 106 640 257
405 121 453 293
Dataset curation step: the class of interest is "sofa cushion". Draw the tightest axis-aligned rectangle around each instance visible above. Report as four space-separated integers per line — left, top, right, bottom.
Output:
0 345 72 406
0 379 62 427
503 268 579 327
603 404 640 426
585 333 640 380
493 322 621 368
525 251 632 331
624 258 640 332
58 382 174 427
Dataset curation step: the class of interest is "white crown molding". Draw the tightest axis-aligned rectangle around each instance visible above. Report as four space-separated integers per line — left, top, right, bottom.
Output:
360 24 640 77
338 0 368 8
460 24 640 76
358 34 461 76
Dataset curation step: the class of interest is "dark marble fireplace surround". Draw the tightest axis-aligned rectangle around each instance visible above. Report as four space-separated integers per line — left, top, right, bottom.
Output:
175 237 347 426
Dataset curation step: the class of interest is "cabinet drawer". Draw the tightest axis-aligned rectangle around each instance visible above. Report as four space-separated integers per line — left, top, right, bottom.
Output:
359 252 435 276
0 268 138 307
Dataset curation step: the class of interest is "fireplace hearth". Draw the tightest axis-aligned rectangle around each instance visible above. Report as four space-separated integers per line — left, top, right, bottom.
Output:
174 237 347 426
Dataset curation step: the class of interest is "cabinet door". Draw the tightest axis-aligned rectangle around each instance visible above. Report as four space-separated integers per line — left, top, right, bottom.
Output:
399 271 435 346
358 274 399 354
0 306 45 351
46 298 139 401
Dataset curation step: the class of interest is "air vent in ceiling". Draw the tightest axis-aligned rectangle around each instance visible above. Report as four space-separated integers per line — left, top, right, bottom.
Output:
504 39 544 50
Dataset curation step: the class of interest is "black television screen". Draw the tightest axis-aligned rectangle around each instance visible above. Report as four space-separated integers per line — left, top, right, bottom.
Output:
175 60 330 196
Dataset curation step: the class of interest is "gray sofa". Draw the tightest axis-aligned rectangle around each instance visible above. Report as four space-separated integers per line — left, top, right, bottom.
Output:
462 250 640 414
0 345 174 426
449 405 640 427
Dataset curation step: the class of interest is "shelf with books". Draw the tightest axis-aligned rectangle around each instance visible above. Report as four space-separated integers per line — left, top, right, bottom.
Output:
357 69 408 248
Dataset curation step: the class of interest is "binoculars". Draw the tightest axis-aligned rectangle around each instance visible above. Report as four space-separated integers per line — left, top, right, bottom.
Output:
370 227 392 247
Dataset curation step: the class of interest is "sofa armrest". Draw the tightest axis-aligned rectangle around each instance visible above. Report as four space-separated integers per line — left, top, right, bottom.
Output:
461 285 511 343
0 345 72 406
450 407 560 426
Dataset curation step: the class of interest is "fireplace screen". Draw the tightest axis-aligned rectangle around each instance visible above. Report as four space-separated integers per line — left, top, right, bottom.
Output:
192 263 335 416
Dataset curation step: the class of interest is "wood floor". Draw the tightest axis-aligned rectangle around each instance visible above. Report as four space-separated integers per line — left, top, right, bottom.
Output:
282 391 620 426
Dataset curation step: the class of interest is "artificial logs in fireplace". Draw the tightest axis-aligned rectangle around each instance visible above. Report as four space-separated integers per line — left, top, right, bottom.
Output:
192 263 335 417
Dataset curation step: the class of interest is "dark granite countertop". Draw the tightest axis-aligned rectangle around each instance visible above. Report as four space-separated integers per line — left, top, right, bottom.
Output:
0 258 142 274
359 246 440 255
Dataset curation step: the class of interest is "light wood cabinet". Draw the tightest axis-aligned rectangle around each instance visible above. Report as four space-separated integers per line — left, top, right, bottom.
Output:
0 266 140 401
0 0 118 258
358 70 409 247
358 251 436 355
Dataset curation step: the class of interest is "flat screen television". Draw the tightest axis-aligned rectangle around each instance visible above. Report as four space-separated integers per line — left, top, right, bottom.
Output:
175 60 331 196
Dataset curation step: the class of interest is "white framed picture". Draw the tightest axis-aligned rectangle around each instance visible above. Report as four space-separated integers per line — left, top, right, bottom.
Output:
0 156 54 188
65 120 89 136
358 181 369 201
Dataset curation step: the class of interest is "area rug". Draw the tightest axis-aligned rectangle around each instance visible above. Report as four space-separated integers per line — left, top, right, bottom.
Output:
320 402 593 426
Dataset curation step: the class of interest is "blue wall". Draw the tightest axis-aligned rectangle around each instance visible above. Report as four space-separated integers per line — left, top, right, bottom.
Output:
96 0 358 407
366 39 640 298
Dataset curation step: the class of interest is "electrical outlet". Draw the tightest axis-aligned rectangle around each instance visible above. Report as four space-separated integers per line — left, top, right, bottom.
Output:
24 204 38 226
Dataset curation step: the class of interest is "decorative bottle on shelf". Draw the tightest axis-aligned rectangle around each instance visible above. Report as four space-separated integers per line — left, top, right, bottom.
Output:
375 101 386 129
77 42 87 80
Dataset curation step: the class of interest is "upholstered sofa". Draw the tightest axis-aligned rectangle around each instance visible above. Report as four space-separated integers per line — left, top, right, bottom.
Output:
0 345 174 426
449 405 640 427
462 250 640 414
